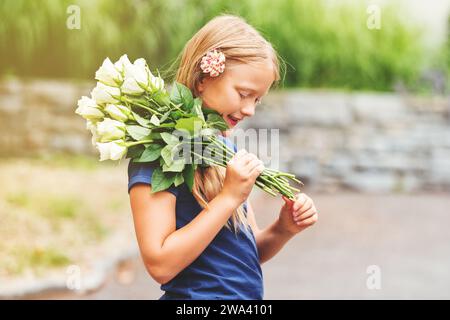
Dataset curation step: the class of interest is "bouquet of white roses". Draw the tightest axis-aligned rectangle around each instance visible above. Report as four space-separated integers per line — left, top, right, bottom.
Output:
75 55 302 199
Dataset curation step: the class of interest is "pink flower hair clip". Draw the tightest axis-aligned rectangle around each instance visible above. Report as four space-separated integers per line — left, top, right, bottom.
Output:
200 48 225 77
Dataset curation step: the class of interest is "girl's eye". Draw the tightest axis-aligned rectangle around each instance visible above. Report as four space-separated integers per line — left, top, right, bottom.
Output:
255 98 262 105
239 92 248 99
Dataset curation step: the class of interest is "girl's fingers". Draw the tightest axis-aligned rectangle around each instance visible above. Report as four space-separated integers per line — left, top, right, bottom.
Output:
232 149 247 161
229 149 246 164
294 206 317 221
293 198 302 211
235 149 246 156
298 200 313 214
293 193 309 211
232 150 263 178
283 196 295 207
293 199 312 215
244 158 263 172
295 212 319 226
250 163 265 177
236 152 254 166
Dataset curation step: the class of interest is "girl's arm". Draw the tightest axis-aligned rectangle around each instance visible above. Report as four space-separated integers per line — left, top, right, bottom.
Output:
247 194 318 264
246 200 295 264
129 185 239 284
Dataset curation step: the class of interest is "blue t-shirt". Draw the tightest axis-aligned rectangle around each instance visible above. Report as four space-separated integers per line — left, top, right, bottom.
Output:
127 136 263 300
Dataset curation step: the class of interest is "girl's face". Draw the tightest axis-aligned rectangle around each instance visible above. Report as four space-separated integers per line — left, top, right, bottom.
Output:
197 59 275 133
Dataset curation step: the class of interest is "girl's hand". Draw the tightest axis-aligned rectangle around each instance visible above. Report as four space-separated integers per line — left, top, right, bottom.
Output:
221 149 265 204
277 193 318 235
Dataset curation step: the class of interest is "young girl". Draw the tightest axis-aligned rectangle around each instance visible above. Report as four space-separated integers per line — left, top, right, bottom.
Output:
128 14 318 300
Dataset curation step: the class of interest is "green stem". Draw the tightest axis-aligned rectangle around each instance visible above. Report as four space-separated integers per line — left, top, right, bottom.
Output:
169 101 187 114
255 180 278 197
191 151 226 168
209 138 235 159
124 97 163 117
209 135 236 156
146 98 165 116
184 140 232 163
259 174 293 196
126 139 153 147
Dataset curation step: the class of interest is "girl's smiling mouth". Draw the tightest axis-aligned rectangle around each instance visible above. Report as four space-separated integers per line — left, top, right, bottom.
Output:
226 115 242 127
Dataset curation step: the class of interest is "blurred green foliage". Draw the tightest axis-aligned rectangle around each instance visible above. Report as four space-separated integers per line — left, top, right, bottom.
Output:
6 191 108 238
0 0 438 91
10 246 72 275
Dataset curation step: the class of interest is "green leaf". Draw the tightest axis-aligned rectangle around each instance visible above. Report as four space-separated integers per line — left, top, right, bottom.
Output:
134 144 162 162
149 132 162 140
160 144 175 166
200 128 217 136
130 111 151 128
192 98 205 121
206 113 229 131
186 99 194 111
150 114 160 126
175 117 203 136
127 144 145 159
156 122 176 128
151 168 176 193
160 132 179 145
126 125 152 141
170 82 193 111
170 110 183 120
162 159 185 172
174 172 184 186
202 106 219 116
152 91 171 106
183 163 195 192
160 111 171 123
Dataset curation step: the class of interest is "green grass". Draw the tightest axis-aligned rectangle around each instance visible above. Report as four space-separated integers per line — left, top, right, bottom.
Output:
33 153 102 170
4 246 72 275
0 160 128 278
107 199 125 212
6 191 31 207
42 196 79 219
2 192 111 275
0 152 118 171
0 0 439 92
6 191 110 239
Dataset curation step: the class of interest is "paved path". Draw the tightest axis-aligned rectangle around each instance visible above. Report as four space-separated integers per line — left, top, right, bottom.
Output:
28 191 450 299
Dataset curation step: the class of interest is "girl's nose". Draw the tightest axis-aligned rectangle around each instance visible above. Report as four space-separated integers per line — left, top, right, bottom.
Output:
241 103 255 117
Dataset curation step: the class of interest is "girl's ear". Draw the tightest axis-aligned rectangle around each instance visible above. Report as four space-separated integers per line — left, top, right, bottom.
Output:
197 77 205 93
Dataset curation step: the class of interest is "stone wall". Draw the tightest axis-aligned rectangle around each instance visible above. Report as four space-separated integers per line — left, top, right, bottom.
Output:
0 79 95 157
1 79 449 192
242 90 450 192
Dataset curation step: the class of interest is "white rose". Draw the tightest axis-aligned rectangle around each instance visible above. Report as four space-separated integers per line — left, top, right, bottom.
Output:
96 140 127 161
114 54 133 73
124 59 149 86
105 104 130 122
149 74 165 92
86 120 100 146
95 57 122 87
91 82 121 104
75 96 104 120
96 118 126 142
121 77 145 95
133 58 147 69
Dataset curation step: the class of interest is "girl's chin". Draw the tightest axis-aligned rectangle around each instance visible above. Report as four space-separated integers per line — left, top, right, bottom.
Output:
220 129 233 137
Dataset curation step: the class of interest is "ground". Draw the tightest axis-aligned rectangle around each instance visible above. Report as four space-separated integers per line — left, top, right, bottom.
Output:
17 187 450 300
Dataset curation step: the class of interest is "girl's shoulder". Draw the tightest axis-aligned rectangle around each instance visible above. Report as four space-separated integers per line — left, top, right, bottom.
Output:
127 160 180 197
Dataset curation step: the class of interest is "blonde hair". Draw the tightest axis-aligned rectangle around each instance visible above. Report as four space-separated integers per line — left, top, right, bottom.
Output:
168 14 284 234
